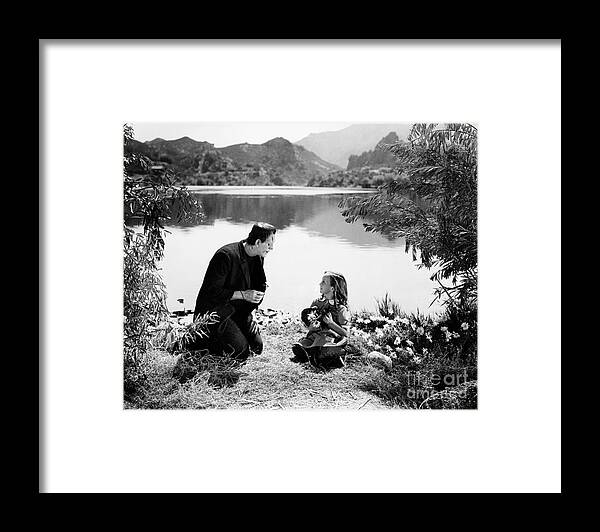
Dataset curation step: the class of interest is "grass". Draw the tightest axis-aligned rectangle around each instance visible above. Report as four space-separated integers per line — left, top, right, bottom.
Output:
125 318 390 410
125 303 478 410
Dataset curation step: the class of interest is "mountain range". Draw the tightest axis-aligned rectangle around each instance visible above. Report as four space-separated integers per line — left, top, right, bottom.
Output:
126 124 413 186
295 123 412 169
126 135 340 186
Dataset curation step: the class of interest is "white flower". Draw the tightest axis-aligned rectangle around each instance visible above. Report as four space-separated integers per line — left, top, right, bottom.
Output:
375 328 384 338
406 347 414 355
461 322 469 330
366 338 373 346
412 356 422 364
441 326 448 333
400 318 410 325
406 339 413 346
416 326 425 335
394 336 402 345
395 347 402 352
426 333 433 342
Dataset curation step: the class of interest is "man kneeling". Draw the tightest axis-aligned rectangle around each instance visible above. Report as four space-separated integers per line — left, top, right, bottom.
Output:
187 222 276 361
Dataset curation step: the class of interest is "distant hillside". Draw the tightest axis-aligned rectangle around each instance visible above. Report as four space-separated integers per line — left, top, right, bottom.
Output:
347 131 405 170
220 137 339 182
295 123 413 168
306 132 411 188
127 136 340 186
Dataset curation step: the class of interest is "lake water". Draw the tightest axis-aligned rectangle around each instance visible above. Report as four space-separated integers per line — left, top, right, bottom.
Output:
155 186 443 316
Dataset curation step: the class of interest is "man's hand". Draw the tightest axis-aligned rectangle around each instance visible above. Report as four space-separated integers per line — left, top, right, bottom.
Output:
241 290 264 304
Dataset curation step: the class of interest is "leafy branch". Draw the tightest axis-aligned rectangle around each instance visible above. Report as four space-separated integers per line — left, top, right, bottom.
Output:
339 123 477 310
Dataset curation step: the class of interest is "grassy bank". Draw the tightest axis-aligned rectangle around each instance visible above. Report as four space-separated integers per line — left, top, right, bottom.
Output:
125 318 388 409
125 304 477 410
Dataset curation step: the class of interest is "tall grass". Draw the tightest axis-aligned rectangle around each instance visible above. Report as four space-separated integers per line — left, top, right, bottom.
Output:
375 292 405 318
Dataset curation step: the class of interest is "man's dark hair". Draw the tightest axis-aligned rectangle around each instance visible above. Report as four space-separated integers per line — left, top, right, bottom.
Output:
246 222 277 246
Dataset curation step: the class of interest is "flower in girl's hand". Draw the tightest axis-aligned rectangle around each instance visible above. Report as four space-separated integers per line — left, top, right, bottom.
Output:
307 310 319 323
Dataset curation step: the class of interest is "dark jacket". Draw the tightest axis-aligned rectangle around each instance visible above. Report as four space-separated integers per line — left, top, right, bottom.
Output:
193 240 267 319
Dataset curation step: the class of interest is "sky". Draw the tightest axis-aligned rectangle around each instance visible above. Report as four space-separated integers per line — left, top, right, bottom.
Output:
131 122 353 147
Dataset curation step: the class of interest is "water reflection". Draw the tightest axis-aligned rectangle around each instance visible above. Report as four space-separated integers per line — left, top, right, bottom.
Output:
191 193 317 229
132 188 442 315
168 192 397 248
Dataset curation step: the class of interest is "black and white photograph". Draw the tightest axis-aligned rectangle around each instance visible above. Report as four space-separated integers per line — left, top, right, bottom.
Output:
41 40 561 493
123 122 478 409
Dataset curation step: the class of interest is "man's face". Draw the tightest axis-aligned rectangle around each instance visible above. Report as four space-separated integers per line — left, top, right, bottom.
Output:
255 234 275 258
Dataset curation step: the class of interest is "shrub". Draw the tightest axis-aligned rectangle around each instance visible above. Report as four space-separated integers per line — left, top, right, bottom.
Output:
340 123 478 312
349 293 477 408
123 123 205 398
123 231 170 395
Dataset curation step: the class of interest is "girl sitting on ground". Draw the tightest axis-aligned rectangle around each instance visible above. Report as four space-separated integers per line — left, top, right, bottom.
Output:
290 271 350 369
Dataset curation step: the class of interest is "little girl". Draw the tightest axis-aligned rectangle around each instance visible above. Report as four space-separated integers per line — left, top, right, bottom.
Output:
291 271 350 369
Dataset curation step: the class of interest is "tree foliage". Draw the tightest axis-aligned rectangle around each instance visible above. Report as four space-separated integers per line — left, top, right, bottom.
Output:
339 123 477 309
123 123 204 395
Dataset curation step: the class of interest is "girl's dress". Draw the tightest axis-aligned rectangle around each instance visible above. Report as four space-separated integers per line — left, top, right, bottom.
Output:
296 297 350 367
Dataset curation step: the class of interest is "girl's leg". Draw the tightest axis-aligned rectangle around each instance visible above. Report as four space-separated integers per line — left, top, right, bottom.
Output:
290 343 309 362
306 346 322 367
310 346 344 369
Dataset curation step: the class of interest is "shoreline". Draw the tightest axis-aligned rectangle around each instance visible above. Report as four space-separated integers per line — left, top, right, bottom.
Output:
180 185 378 194
170 307 298 326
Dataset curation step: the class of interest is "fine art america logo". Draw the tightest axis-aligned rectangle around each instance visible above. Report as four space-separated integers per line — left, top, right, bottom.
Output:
406 369 470 401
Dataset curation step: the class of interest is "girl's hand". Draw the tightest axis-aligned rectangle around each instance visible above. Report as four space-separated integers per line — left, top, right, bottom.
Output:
321 312 334 326
308 322 320 332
